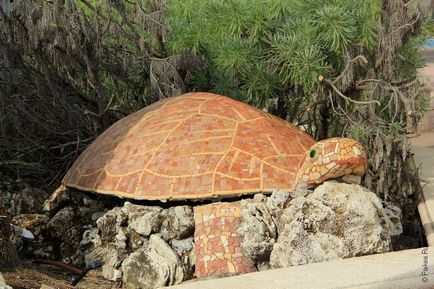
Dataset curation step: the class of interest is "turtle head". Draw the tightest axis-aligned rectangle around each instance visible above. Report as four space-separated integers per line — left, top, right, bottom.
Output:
295 137 367 188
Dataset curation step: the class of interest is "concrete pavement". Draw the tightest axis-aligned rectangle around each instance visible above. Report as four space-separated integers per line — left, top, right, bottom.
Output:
166 248 434 289
413 48 434 246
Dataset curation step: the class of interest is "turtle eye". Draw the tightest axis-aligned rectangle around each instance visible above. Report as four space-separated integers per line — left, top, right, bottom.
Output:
309 149 317 158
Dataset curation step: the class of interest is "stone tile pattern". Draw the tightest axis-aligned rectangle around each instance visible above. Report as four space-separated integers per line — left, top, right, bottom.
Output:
295 138 367 187
194 202 255 278
63 92 316 200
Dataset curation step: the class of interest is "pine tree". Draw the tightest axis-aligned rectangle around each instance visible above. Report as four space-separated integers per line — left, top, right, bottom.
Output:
166 0 381 120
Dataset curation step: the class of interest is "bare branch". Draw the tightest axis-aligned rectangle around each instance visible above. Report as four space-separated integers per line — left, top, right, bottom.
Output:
321 77 381 106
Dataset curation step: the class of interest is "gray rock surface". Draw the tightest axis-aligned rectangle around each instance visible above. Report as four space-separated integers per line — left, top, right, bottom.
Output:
1 186 49 216
88 245 126 281
340 174 362 185
84 202 194 284
238 199 276 267
266 191 291 219
122 234 184 289
161 206 194 240
269 181 393 268
125 203 165 237
47 206 83 263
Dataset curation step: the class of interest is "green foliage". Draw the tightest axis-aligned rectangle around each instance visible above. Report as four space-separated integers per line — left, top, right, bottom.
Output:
167 0 380 116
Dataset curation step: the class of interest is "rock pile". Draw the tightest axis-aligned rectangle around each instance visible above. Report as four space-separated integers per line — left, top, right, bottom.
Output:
79 181 394 288
238 181 394 269
5 181 396 289
83 202 195 289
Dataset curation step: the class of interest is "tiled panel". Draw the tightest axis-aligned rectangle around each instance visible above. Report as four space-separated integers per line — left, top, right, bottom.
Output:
194 202 256 278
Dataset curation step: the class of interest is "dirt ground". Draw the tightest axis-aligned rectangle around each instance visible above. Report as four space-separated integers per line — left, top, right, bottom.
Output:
2 261 119 289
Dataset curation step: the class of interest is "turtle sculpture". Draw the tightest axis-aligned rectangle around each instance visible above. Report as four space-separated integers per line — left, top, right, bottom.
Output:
50 92 367 278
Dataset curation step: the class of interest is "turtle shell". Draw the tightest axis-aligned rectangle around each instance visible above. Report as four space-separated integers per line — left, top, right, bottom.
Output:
63 93 316 200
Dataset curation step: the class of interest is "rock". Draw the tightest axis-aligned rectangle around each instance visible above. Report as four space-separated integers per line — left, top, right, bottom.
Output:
91 211 106 222
266 191 291 218
0 217 19 269
85 202 194 284
9 223 24 251
81 227 99 246
0 272 12 289
253 193 267 202
269 181 392 268
239 199 276 265
341 174 362 185
161 206 194 240
86 245 126 281
12 214 56 260
126 203 165 237
13 214 49 239
122 234 184 289
47 207 84 263
289 186 312 199
95 202 165 250
46 206 88 265
170 238 194 256
47 207 76 238
96 206 126 244
170 237 195 279
1 185 49 216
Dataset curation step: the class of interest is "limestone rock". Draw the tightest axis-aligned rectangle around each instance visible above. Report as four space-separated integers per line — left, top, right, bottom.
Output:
95 202 165 249
122 234 184 289
81 227 99 246
47 207 83 263
266 191 291 218
239 199 277 265
126 203 165 237
13 214 49 239
0 216 19 270
270 181 392 268
47 207 77 238
1 186 49 216
341 174 362 185
288 186 312 199
96 206 126 244
0 272 12 289
85 202 194 284
170 237 195 279
170 238 194 256
85 244 126 281
161 206 194 240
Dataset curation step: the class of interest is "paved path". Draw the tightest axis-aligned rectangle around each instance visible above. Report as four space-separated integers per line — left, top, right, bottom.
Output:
413 48 434 245
166 248 434 289
419 48 434 131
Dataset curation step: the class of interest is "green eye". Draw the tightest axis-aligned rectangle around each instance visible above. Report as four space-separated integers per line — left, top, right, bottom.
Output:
310 149 317 158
